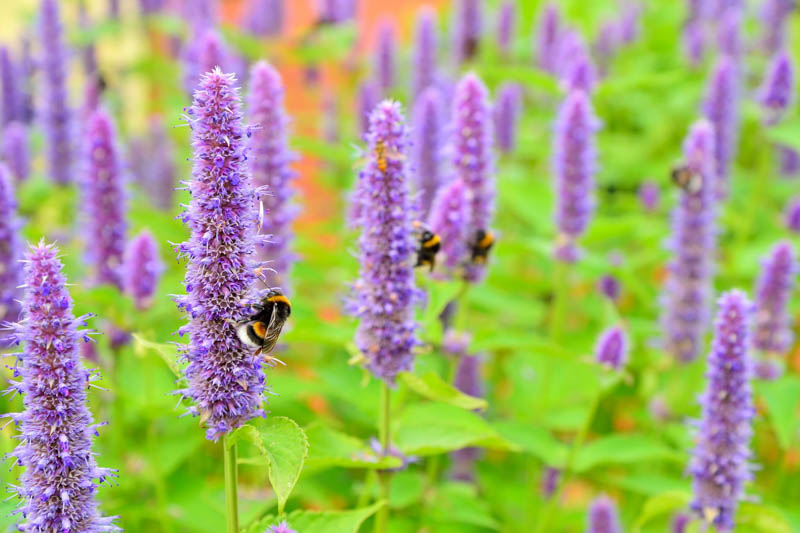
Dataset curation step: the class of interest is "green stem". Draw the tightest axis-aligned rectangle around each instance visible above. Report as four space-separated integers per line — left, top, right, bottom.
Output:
549 262 569 343
373 382 391 533
358 469 378 508
223 435 239 533
534 393 601 533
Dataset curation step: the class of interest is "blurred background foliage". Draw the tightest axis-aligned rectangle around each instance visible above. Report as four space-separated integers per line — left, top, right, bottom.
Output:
0 0 799 532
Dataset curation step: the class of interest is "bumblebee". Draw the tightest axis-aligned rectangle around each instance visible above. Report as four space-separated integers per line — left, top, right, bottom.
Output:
236 288 291 365
671 164 702 194
470 229 495 265
415 230 441 271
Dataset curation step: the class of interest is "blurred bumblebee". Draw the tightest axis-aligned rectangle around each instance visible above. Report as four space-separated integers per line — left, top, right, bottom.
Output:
415 230 441 271
671 164 702 194
236 288 292 365
470 229 495 265
352 140 405 172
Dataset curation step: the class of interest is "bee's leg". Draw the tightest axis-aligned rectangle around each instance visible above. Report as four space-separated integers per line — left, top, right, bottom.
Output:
263 354 287 366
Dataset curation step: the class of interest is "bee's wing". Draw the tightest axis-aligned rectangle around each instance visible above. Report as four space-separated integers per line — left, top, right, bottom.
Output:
261 306 286 354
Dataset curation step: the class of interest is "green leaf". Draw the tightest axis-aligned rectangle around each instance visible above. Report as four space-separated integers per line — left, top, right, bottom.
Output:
399 371 487 411
574 433 684 472
492 420 568 467
304 423 402 470
246 502 385 533
738 502 794 533
231 418 309 514
393 403 518 456
756 376 800 450
424 483 500 530
632 490 691 531
132 334 181 377
419 279 464 331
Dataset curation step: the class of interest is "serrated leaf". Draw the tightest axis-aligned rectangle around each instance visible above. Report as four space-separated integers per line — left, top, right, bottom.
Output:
132 334 181 377
756 376 800 450
575 433 684 472
246 501 385 533
632 490 691 531
394 403 517 456
399 371 487 411
304 423 402 470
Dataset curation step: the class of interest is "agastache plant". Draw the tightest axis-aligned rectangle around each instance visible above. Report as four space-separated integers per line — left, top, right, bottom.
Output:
412 7 437 99
357 80 379 138
2 121 30 182
5 242 119 532
375 19 397 91
690 289 754 531
662 119 717 362
552 90 599 263
587 495 622 533
175 68 267 440
349 100 418 383
452 73 495 282
595 326 629 370
0 46 19 125
0 165 22 324
411 87 445 217
453 0 482 65
494 82 522 154
40 0 74 184
428 178 469 275
242 0 285 37
496 1 515 58
703 56 739 199
83 109 127 289
759 0 794 53
758 50 795 125
123 230 164 311
753 241 796 353
785 197 800 233
536 3 562 74
247 60 298 289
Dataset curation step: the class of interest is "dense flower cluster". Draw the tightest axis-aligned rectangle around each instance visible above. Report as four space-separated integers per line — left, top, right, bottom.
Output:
175 68 267 440
412 7 437 99
411 87 445 217
375 19 397 91
759 50 795 125
242 0 284 37
2 121 30 182
752 241 796 353
537 3 562 73
703 56 739 198
428 178 469 274
349 101 418 383
690 290 754 531
247 61 298 289
0 46 19 125
494 82 522 153
587 495 622 533
594 326 628 370
453 0 482 64
496 1 515 58
452 73 495 282
0 165 22 324
40 0 74 185
124 230 164 311
83 109 127 289
553 90 599 263
6 243 119 532
662 120 717 362
357 80 379 138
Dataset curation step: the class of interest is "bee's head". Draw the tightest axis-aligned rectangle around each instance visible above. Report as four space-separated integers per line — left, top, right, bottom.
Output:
266 288 292 314
421 230 435 243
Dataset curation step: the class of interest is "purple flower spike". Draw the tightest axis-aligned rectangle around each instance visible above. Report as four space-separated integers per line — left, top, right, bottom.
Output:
662 119 717 363
453 0 482 65
375 19 397 91
247 61 298 289
785 197 800 233
553 90 599 263
690 289 754 532
175 68 267 441
760 0 794 53
2 122 30 182
619 1 641 43
124 230 164 311
83 109 127 289
412 6 438 99
0 47 19 125
759 50 795 125
753 241 796 353
0 165 22 324
594 21 620 74
497 1 515 58
411 87 446 217
18 35 34 124
7 242 119 532
243 0 285 37
349 101 418 383
40 0 74 184
541 467 560 498
587 495 622 533
536 3 562 73
183 30 234 94
357 80 379 138
672 513 690 533
267 521 297 533
780 145 800 176
683 19 706 66
595 326 629 370
703 56 740 198
428 179 469 275
494 82 522 154
716 8 742 57
563 51 597 93
598 275 621 301
452 73 495 282
138 116 177 211
638 180 659 211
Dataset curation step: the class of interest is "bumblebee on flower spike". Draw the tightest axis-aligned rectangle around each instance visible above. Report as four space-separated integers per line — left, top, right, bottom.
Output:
469 228 495 265
412 221 441 272
236 288 292 366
